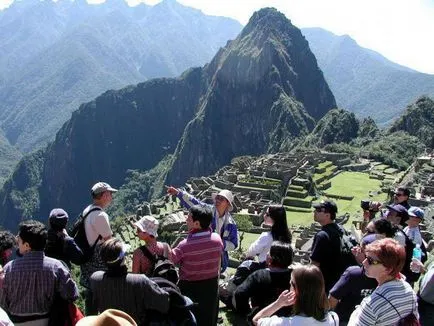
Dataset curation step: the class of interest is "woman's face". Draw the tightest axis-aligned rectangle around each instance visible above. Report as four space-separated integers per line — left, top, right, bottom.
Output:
263 209 274 226
362 251 388 281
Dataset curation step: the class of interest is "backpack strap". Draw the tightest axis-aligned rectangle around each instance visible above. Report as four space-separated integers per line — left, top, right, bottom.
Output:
376 292 402 319
139 245 158 264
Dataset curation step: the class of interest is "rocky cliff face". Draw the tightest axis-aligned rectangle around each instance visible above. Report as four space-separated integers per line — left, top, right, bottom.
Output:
167 8 336 184
0 8 337 230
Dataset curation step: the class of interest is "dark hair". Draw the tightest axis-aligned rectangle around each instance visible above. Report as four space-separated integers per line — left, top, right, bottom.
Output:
269 241 293 268
292 265 327 321
0 230 16 253
396 186 410 197
190 205 212 230
268 205 292 243
373 219 395 237
100 238 125 267
18 220 48 251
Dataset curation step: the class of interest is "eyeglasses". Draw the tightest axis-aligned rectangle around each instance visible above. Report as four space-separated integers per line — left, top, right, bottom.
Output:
365 256 382 266
314 207 323 212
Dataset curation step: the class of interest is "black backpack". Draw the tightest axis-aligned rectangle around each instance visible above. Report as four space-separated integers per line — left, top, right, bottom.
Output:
145 277 197 326
140 244 179 284
325 224 359 273
70 207 102 265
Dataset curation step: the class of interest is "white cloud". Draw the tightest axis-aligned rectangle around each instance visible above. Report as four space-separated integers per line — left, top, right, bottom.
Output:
1 0 433 74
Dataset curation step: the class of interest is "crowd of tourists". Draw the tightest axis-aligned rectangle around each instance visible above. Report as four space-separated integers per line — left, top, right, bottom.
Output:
0 182 432 326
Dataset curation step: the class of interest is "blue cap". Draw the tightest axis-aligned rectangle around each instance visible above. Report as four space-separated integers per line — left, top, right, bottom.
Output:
408 207 424 220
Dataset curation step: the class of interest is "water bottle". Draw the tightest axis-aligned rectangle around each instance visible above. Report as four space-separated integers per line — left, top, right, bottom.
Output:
411 244 422 273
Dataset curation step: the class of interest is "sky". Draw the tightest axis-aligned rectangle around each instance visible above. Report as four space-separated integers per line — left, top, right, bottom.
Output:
1 0 434 74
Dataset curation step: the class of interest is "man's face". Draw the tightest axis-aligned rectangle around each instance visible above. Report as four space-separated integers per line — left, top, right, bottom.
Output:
102 191 113 207
393 190 408 204
386 210 401 226
314 207 328 224
186 213 200 231
406 216 421 227
215 195 229 212
16 235 30 255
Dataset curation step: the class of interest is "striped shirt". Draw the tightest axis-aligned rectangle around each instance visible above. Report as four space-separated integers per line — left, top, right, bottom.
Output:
348 278 418 326
170 229 223 281
90 271 169 323
0 251 78 317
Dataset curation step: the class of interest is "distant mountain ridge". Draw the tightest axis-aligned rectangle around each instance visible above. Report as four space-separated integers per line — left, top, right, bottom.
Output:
302 27 434 125
0 0 242 152
0 7 336 231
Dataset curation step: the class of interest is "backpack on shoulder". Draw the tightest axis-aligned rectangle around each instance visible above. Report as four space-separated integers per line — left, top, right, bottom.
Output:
140 244 179 284
325 224 359 273
69 207 102 265
145 277 197 326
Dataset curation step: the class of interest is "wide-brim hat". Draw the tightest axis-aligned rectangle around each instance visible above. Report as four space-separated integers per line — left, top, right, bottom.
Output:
76 309 137 326
212 189 234 212
134 215 159 237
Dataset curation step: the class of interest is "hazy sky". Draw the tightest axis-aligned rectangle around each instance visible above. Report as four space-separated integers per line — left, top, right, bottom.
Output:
1 0 434 74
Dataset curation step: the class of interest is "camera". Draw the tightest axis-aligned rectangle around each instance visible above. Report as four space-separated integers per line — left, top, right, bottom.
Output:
360 200 380 212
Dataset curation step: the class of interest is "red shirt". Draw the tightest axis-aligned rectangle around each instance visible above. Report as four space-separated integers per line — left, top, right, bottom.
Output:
132 241 165 275
170 229 223 281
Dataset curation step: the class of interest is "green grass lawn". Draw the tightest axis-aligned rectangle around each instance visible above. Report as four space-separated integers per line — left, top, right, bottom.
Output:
323 171 388 226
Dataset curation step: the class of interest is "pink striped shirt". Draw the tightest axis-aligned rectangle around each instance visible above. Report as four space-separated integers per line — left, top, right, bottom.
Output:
170 229 223 281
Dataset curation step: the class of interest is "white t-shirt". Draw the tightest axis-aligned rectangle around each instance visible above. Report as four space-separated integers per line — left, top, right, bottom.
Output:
0 307 13 326
246 231 273 262
258 312 339 326
83 204 112 245
403 226 423 246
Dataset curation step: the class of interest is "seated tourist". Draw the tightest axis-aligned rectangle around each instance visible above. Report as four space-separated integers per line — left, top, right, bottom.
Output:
328 235 379 325
169 204 223 326
0 220 79 326
233 241 293 316
89 238 170 325
132 215 168 275
252 264 338 325
246 205 292 266
44 208 83 269
0 230 16 267
348 238 418 325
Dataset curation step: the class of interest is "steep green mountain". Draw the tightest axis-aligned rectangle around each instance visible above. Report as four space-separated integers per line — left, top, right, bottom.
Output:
388 96 434 148
0 130 22 186
0 8 336 230
0 0 242 152
302 28 434 125
302 109 359 147
166 8 336 185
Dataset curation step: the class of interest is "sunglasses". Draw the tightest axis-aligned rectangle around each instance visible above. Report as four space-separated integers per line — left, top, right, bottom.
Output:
314 207 324 212
394 193 405 197
365 256 382 266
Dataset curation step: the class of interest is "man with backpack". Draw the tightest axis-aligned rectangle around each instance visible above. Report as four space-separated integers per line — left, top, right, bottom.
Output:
132 215 177 282
310 200 353 294
169 205 223 326
79 181 117 315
